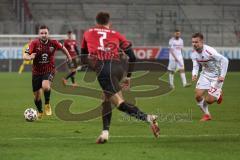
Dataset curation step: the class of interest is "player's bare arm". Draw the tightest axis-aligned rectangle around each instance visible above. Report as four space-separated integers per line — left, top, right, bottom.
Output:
217 54 229 83
192 75 198 81
121 46 136 90
62 46 72 62
23 53 36 61
218 76 225 82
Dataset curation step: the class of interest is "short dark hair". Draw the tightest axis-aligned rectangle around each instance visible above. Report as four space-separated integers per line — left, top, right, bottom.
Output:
192 32 204 39
39 25 49 31
67 30 72 34
96 12 110 25
175 29 180 32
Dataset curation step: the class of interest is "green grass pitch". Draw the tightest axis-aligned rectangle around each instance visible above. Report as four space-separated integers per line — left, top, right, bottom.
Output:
0 72 239 160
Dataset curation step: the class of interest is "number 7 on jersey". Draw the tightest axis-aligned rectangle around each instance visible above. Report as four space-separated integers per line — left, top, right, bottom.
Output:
97 31 106 51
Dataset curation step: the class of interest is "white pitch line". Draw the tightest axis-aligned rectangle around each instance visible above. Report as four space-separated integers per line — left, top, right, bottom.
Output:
1 133 239 141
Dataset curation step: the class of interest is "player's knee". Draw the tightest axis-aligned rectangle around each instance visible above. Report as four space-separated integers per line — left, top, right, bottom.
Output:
179 69 185 73
42 84 50 91
195 95 203 102
205 99 214 104
205 96 215 104
34 92 41 101
72 71 76 75
169 71 174 74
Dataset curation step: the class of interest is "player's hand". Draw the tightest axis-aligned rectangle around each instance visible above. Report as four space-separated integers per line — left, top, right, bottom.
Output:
30 53 36 60
218 76 225 82
175 58 179 63
67 57 72 63
121 77 131 90
175 58 183 67
192 75 198 81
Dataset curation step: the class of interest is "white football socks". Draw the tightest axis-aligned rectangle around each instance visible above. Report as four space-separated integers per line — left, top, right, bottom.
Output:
180 72 187 86
169 73 174 87
197 99 210 115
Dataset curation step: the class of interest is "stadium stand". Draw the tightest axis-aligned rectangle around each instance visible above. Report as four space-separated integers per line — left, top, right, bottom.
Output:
1 0 240 46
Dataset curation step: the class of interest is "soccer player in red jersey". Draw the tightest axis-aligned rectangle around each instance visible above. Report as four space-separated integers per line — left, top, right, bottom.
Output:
62 31 80 87
81 12 160 144
23 25 72 119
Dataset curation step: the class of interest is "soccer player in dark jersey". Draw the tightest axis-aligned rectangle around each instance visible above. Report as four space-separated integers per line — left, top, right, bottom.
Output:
81 12 160 144
62 31 80 87
23 25 72 119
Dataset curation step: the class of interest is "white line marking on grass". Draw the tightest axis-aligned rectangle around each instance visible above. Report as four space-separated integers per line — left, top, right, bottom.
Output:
2 133 239 141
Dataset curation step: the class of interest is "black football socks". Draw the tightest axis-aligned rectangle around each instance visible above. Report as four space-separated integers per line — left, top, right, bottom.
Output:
118 102 147 121
34 99 43 113
70 76 75 84
65 71 76 81
102 101 112 131
44 90 51 105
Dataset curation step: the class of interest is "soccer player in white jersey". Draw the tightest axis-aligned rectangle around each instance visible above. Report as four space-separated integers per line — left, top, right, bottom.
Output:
191 33 229 121
168 29 191 88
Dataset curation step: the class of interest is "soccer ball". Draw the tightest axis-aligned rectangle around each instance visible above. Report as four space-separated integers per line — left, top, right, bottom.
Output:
24 108 38 122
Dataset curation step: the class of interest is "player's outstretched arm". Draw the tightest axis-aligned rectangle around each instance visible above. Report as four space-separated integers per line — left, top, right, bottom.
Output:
124 47 136 78
23 53 36 61
120 47 136 90
211 49 229 81
191 58 199 81
219 55 229 79
218 56 229 82
61 46 72 62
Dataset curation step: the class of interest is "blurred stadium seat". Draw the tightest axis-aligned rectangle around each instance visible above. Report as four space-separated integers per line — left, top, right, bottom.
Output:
0 0 239 46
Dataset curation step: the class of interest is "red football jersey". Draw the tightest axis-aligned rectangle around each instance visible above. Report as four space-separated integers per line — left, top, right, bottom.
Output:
81 25 130 60
29 38 63 75
64 39 78 58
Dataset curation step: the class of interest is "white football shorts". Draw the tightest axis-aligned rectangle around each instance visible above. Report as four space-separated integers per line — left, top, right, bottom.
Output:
168 56 185 71
196 74 223 99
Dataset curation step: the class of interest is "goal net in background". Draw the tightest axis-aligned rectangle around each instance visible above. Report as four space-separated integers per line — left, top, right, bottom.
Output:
0 34 76 72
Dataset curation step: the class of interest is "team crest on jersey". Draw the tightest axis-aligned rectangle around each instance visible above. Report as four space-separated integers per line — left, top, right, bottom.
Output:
49 46 55 52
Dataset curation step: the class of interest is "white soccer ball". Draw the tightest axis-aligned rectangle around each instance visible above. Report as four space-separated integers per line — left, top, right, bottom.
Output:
24 108 38 122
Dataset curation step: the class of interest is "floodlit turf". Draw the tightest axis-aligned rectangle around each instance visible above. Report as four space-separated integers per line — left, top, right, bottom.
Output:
0 72 240 160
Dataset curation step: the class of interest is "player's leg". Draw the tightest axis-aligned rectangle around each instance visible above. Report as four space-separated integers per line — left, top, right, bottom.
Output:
63 59 78 86
168 60 176 88
205 80 224 104
177 58 191 87
33 90 44 119
96 94 112 144
64 70 76 82
18 62 25 74
195 88 210 115
195 75 211 121
110 91 160 137
32 75 43 119
102 93 112 131
96 61 159 144
42 73 54 116
109 72 160 137
179 69 187 86
70 68 78 87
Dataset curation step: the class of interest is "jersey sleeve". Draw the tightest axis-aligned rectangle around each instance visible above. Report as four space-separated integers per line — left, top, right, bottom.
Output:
116 32 131 50
81 34 87 49
191 53 200 76
63 40 67 48
28 41 35 55
209 47 229 77
53 40 63 49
